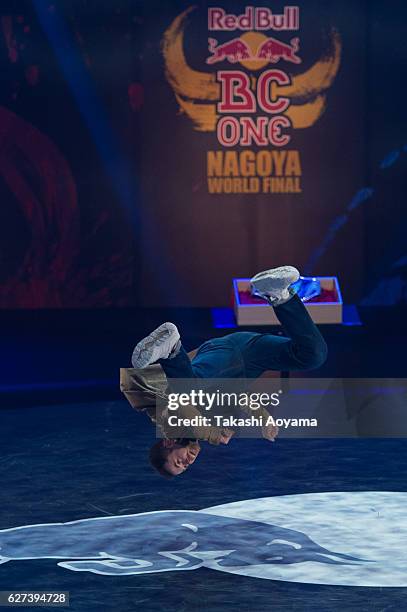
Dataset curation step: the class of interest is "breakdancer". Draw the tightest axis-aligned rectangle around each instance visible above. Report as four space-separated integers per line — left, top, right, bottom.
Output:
125 266 327 478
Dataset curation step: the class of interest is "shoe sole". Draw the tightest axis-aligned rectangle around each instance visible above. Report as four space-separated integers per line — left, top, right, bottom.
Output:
250 266 300 295
132 323 179 368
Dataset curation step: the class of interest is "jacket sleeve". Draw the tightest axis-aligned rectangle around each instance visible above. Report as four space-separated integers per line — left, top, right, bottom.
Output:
241 405 276 439
120 366 168 412
120 367 234 444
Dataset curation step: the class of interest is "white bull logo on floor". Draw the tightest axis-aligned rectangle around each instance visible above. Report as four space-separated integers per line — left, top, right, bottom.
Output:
0 510 362 576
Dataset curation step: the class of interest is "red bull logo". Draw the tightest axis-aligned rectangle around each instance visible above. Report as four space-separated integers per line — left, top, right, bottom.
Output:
206 37 251 64
206 35 301 66
161 4 342 195
257 36 300 64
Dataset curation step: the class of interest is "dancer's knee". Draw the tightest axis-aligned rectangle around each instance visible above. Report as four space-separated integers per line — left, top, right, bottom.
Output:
303 338 328 370
295 337 327 370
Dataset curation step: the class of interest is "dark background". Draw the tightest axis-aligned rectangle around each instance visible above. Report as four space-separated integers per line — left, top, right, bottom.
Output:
0 0 406 308
0 3 407 610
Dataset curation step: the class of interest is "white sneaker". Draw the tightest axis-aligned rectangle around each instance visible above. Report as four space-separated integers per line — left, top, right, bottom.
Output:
131 322 181 368
250 266 300 305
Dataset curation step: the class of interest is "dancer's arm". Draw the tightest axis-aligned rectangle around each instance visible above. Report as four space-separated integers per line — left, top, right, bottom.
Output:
160 403 235 445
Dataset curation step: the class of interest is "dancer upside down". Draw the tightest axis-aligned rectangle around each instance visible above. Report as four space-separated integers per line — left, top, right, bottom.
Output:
121 266 328 478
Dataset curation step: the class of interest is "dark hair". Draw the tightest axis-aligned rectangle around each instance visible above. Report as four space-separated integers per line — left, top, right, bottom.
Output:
149 440 174 479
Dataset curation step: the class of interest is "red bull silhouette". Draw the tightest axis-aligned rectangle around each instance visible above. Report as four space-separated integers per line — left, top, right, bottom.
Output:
206 37 251 65
0 509 365 576
257 36 301 64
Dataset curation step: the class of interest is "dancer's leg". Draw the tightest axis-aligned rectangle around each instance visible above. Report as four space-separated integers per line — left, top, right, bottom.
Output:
229 293 328 378
158 346 196 379
131 266 327 380
131 322 244 379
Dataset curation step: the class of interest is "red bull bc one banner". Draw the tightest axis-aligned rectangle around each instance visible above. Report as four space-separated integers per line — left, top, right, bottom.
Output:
162 4 341 196
137 1 366 306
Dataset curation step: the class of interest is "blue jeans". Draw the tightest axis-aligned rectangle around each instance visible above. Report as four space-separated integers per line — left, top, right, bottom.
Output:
159 294 328 379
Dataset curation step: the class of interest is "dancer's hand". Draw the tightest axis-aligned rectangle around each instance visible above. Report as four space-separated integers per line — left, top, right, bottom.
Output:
262 422 279 442
219 428 234 445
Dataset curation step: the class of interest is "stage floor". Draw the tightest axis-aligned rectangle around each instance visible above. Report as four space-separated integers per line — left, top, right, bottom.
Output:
1 399 406 611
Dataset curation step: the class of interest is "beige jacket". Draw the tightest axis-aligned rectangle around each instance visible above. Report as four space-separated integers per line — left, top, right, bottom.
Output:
119 357 232 445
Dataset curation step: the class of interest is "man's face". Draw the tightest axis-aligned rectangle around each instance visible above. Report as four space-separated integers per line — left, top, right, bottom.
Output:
163 441 201 476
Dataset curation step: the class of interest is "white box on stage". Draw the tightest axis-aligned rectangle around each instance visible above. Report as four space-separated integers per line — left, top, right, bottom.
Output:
233 276 343 325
